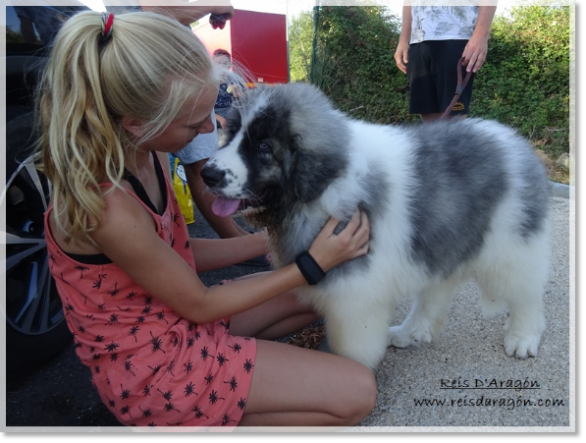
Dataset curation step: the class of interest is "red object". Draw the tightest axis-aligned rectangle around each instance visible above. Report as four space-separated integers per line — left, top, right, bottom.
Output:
195 9 289 85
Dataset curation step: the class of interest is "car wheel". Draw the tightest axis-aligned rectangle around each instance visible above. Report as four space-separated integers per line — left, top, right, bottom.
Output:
2 111 72 379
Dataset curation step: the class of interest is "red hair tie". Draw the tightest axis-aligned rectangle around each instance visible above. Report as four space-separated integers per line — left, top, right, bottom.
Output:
99 12 114 45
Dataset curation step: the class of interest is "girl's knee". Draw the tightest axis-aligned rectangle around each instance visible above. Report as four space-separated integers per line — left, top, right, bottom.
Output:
338 363 377 425
356 366 377 419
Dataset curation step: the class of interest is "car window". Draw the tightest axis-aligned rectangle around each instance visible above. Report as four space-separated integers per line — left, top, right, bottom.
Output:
6 5 89 47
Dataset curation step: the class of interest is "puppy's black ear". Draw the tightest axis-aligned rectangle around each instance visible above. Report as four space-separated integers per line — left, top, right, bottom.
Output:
290 147 347 203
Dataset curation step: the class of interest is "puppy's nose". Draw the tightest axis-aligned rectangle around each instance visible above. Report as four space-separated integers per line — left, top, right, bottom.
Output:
200 165 226 187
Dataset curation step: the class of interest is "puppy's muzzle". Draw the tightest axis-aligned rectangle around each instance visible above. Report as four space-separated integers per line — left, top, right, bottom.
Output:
200 165 227 189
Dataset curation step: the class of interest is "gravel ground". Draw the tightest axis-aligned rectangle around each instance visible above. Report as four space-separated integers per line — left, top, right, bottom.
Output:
3 195 572 431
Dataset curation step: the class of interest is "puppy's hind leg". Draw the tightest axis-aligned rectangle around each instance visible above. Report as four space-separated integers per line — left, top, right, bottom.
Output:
476 242 548 359
388 276 461 349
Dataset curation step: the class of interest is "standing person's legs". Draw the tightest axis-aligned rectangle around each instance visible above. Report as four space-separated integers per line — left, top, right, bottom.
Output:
229 286 377 426
432 39 475 119
407 40 475 121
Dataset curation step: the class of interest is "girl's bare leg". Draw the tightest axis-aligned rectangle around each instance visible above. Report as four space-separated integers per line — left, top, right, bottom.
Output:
230 289 377 426
238 340 377 426
229 288 318 340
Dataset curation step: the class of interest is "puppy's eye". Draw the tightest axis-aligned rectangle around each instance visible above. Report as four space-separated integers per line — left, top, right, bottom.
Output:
258 141 272 152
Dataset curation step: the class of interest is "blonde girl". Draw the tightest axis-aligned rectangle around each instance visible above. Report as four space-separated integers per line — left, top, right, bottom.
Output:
39 11 375 427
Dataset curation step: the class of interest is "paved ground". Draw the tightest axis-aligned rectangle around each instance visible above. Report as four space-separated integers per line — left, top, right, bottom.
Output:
4 195 572 431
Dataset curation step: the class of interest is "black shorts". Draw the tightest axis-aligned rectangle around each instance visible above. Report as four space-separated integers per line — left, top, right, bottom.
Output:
407 40 475 116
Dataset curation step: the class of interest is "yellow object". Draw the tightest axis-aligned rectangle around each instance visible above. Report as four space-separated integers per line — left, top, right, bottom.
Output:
172 158 195 224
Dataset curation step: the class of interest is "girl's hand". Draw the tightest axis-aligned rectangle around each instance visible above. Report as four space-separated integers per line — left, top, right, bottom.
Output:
308 209 370 272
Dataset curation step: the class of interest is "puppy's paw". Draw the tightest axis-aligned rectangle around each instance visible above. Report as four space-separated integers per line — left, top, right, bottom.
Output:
504 333 540 359
387 324 432 349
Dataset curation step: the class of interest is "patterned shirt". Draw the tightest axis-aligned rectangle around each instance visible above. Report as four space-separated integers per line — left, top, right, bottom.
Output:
44 158 256 427
410 5 480 44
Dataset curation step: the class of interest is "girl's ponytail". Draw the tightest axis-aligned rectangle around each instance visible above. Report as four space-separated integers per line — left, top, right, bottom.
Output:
36 11 215 243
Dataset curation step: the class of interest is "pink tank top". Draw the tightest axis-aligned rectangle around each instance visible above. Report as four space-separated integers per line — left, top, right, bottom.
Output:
44 156 256 426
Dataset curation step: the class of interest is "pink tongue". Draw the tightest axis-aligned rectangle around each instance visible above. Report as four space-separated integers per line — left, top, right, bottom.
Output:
212 197 241 217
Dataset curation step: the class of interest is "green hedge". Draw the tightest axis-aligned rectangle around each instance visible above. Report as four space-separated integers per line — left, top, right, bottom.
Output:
288 6 570 158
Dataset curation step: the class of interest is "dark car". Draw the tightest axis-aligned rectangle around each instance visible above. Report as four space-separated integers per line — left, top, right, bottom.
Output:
4 3 94 378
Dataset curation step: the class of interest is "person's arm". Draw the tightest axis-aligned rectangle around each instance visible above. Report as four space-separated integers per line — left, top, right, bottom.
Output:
461 6 497 73
139 1 234 26
394 4 412 75
215 113 228 129
90 188 369 325
189 232 268 272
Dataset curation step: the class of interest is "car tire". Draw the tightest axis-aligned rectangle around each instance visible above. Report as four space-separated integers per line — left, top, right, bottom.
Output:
3 111 72 379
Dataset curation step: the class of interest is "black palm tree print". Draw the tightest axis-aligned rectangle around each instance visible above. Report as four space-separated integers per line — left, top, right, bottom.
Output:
149 332 166 354
142 305 152 315
219 320 230 329
75 265 89 278
125 360 136 376
165 359 176 377
156 310 168 324
164 402 180 413
187 337 195 348
192 405 209 419
144 295 153 305
110 353 119 362
120 384 131 400
237 398 247 410
208 390 225 405
136 316 146 324
171 212 180 226
129 326 140 342
120 405 132 418
92 273 107 289
107 282 120 297
195 330 201 340
59 273 69 285
104 341 120 353
142 385 153 396
49 254 56 269
204 373 214 386
95 334 105 343
126 291 138 301
148 364 162 375
221 414 235 426
184 382 198 397
216 353 229 367
224 376 238 392
117 305 131 312
158 388 174 401
200 346 214 361
243 359 254 374
64 303 74 316
184 361 194 374
105 313 119 326
184 240 190 249
169 233 176 248
139 406 153 418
